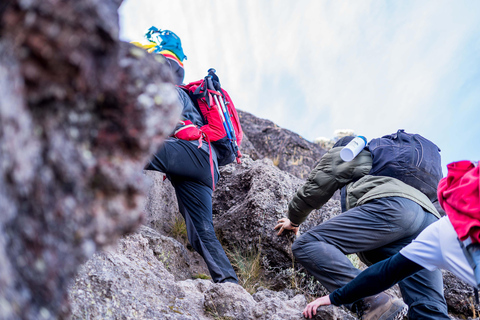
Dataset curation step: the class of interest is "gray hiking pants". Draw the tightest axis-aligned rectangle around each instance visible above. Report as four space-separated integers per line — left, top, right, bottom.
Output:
292 197 449 319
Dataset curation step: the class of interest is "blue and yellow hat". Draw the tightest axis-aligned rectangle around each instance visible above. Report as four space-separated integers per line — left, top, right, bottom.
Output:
144 26 187 62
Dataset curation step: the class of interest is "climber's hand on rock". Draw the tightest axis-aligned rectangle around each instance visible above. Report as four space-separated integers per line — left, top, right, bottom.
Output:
303 295 331 319
274 218 299 236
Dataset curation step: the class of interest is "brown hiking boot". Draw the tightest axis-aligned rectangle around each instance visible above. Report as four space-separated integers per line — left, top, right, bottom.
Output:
354 292 408 320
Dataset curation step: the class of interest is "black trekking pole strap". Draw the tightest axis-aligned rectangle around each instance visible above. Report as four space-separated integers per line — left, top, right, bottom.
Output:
207 68 230 105
207 68 221 90
192 76 212 106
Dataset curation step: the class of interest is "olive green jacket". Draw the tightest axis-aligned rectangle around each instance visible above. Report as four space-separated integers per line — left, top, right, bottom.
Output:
287 147 440 225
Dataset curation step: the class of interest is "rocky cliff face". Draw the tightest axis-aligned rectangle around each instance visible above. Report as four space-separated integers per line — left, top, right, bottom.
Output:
68 226 321 320
68 125 479 319
237 110 326 180
68 153 358 319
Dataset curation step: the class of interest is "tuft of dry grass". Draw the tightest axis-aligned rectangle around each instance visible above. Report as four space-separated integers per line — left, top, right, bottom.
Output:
290 156 303 166
272 155 280 166
192 273 211 280
169 214 188 244
205 302 234 320
226 245 267 294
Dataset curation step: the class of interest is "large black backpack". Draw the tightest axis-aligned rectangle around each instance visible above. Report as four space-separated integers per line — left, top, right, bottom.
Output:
367 129 443 203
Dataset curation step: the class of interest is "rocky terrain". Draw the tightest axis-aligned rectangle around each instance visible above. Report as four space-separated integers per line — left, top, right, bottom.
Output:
66 117 480 319
68 153 357 320
1 0 478 319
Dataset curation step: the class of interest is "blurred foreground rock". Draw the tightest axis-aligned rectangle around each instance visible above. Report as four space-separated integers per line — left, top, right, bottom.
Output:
0 0 180 319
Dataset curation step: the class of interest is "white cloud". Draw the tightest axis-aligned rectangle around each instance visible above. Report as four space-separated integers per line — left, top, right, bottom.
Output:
119 0 480 169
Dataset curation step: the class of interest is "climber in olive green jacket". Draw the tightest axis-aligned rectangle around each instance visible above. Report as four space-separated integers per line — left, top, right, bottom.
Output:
275 137 449 320
287 147 440 226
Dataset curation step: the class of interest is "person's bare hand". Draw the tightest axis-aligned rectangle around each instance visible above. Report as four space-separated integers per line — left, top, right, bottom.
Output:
274 218 299 236
303 295 331 319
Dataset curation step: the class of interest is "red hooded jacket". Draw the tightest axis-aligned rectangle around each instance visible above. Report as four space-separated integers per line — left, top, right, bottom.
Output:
438 160 480 242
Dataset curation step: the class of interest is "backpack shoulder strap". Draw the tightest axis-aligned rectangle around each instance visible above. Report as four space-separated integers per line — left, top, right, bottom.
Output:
178 83 206 124
458 238 480 303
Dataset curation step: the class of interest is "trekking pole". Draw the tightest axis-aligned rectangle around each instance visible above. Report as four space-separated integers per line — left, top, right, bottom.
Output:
206 69 241 163
204 71 241 163
205 76 232 137
206 70 236 137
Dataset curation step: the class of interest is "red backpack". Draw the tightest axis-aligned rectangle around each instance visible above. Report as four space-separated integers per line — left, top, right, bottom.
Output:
178 69 243 167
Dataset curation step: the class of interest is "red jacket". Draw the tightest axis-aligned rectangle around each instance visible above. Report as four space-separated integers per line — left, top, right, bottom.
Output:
438 160 480 242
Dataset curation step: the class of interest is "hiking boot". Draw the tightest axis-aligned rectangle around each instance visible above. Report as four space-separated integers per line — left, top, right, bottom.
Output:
354 292 408 320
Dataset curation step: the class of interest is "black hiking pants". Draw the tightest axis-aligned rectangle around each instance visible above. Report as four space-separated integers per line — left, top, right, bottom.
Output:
145 139 238 284
292 197 449 319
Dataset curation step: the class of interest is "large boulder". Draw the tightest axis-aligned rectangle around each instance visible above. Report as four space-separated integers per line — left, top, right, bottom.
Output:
69 226 318 320
238 110 326 179
143 170 180 235
212 156 341 276
69 227 188 319
239 130 262 160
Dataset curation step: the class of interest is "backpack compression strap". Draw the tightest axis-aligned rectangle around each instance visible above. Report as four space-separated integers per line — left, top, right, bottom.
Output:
173 120 215 191
458 238 480 303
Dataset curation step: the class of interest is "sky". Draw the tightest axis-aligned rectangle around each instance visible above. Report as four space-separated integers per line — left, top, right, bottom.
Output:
118 0 480 173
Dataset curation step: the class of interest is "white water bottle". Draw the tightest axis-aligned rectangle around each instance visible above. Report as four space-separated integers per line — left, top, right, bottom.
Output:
340 136 367 162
